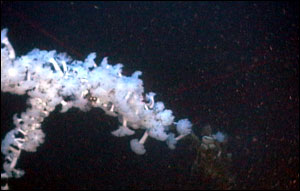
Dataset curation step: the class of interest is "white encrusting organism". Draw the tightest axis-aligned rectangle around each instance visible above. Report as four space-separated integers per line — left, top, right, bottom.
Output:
1 28 192 188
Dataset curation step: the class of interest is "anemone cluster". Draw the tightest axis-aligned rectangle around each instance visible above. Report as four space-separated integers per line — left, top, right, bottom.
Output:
1 28 192 188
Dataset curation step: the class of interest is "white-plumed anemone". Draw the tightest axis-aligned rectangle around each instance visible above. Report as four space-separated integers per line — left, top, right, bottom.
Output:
166 133 177 150
130 139 146 155
149 126 169 141
1 28 8 42
111 117 136 137
173 119 193 141
130 130 149 155
156 109 174 126
145 92 156 109
154 101 165 113
111 126 135 137
83 52 97 69
213 131 226 143
176 119 192 136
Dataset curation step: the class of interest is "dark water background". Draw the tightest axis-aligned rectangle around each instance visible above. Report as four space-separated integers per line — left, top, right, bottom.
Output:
1 2 298 189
